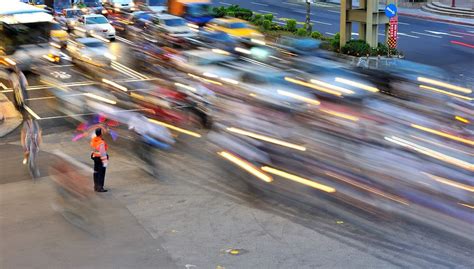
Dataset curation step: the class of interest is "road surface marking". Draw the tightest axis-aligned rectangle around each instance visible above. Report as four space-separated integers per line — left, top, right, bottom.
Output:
398 32 419 38
219 2 232 6
425 30 462 38
275 21 286 25
411 31 442 38
115 36 135 45
251 2 268 6
283 2 299 6
112 61 148 80
451 31 474 37
327 10 340 13
325 32 336 35
0 77 158 93
398 22 410 25
258 10 278 15
311 20 332 25
24 105 41 120
378 33 385 36
351 32 359 36
26 93 86 101
59 52 72 61
38 108 149 120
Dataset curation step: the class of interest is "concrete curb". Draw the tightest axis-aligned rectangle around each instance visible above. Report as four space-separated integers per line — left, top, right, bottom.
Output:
0 93 23 138
398 11 474 26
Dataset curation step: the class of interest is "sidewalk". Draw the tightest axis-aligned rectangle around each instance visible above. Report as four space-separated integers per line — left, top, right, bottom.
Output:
0 93 22 138
321 0 474 26
398 6 474 26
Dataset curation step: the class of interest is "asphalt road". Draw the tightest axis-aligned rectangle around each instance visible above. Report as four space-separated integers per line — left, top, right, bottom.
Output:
215 0 474 84
1 9 474 268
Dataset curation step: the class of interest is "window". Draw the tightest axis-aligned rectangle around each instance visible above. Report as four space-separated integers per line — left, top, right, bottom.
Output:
85 16 108 24
66 10 84 18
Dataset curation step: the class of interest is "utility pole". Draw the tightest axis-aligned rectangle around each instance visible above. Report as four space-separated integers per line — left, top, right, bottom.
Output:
305 0 312 34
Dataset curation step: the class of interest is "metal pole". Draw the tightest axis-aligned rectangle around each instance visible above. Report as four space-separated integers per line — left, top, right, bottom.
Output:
452 0 456 8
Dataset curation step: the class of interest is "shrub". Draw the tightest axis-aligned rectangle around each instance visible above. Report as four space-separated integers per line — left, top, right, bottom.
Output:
311 31 322 39
226 11 235 17
262 20 272 30
341 40 371 56
252 13 262 23
213 7 226 17
286 19 297 32
371 43 398 56
304 23 312 33
235 10 253 20
270 23 286 31
264 14 274 22
330 32 340 51
296 28 308 37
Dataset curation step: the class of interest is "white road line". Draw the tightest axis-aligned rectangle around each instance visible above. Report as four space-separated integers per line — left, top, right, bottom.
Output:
38 108 148 120
112 61 148 80
425 30 462 38
26 93 85 101
275 21 286 25
24 105 41 120
411 31 442 38
351 32 359 36
398 32 419 38
258 10 278 15
327 10 340 13
59 52 72 61
251 2 268 6
378 33 385 36
219 2 232 6
311 20 332 26
398 22 410 25
283 2 299 6
0 77 158 93
451 31 474 37
115 36 135 45
325 32 336 36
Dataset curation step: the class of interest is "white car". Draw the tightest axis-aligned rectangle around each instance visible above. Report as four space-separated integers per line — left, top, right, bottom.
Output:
74 15 116 41
152 14 196 38
67 37 115 67
56 8 85 32
105 0 136 12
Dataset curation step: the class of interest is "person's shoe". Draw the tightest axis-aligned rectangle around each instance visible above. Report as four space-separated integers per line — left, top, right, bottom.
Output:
96 188 108 193
22 158 27 165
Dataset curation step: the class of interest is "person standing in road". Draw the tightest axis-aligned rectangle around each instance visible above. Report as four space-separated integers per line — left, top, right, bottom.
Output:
90 128 109 192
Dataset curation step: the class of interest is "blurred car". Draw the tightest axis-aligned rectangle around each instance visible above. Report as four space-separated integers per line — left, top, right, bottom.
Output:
67 37 115 67
206 18 263 40
57 8 85 31
151 13 197 38
192 30 237 51
275 36 322 55
74 14 116 40
103 0 136 12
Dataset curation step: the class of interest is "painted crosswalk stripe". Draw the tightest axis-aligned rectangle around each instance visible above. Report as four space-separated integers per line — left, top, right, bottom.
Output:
59 52 72 61
411 31 442 38
24 105 41 120
115 36 135 45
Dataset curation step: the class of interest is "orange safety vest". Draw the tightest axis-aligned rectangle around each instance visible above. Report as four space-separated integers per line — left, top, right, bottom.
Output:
90 136 108 159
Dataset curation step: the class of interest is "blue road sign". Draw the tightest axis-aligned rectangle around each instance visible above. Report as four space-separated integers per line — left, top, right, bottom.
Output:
385 4 398 18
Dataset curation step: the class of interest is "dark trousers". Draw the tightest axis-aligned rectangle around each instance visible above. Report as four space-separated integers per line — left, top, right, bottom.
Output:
93 157 106 190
